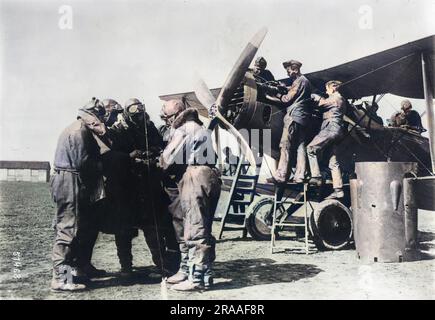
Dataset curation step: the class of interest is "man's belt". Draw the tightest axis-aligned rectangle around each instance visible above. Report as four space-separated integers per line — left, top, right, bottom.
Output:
53 167 80 174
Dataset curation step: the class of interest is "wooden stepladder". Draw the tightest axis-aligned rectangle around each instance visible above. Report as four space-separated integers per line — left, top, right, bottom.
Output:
218 156 260 239
270 183 311 254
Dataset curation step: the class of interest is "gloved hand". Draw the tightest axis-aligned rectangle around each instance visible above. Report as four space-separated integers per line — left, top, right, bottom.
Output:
311 93 323 102
258 83 283 96
277 85 288 95
129 150 144 159
135 158 157 166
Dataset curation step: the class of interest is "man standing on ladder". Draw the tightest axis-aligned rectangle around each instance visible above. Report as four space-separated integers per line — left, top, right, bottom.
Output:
308 80 346 199
266 59 312 184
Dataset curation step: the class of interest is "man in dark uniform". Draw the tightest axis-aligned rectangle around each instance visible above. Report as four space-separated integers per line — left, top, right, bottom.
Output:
308 80 346 199
253 56 275 82
101 98 123 127
50 98 107 291
390 99 425 133
160 99 221 291
107 98 179 276
364 101 383 126
267 59 312 184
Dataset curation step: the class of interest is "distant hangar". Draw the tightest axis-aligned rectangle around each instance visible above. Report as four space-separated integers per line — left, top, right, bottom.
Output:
0 161 51 182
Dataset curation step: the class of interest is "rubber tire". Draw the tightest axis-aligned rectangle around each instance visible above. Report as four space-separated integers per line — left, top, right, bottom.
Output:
309 199 353 251
245 196 283 241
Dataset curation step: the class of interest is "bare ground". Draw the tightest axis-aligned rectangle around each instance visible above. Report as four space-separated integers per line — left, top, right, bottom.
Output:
0 181 434 300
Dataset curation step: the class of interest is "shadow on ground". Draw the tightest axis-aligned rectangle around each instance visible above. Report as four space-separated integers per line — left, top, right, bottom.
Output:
86 258 323 291
88 268 162 290
211 258 322 290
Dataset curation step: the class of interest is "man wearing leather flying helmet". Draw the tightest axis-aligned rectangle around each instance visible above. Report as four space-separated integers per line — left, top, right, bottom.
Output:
105 98 180 276
160 99 221 292
101 99 123 127
50 97 107 292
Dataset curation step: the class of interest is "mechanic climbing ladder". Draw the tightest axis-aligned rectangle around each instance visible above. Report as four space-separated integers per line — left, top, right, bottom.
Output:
270 183 311 254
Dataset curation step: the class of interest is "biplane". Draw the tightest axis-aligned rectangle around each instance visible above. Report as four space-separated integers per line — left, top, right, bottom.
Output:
159 29 435 251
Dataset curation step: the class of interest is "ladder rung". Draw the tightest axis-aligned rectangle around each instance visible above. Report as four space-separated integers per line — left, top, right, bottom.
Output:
231 200 252 204
234 188 255 194
236 185 255 190
238 175 258 179
274 223 306 227
226 211 247 215
222 227 246 231
274 201 305 205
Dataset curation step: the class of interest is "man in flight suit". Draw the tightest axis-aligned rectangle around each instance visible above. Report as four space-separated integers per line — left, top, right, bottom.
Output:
308 80 346 199
107 98 179 275
101 98 123 127
160 99 221 291
50 98 107 291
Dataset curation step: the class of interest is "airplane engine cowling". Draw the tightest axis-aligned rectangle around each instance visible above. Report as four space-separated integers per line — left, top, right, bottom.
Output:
220 72 285 159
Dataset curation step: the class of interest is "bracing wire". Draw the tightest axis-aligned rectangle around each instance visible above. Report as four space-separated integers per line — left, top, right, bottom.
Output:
142 103 168 299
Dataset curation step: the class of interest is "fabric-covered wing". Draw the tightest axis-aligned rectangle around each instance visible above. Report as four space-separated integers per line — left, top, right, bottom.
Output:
305 35 435 99
159 88 221 118
159 35 435 105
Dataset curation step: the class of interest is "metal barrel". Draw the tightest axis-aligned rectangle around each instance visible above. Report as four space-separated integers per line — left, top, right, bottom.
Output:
351 162 419 263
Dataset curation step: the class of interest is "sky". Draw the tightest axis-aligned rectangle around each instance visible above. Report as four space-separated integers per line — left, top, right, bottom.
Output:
0 0 434 162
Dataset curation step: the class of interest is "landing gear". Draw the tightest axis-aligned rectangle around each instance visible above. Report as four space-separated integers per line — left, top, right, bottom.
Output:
245 196 280 241
245 195 353 250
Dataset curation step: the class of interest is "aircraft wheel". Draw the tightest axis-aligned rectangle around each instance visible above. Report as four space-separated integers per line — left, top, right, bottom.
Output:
246 196 283 241
309 199 353 251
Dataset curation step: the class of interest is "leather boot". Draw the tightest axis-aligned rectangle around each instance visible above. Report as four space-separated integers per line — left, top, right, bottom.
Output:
203 265 213 289
325 188 344 199
170 279 204 291
50 265 86 292
167 270 188 284
170 264 208 291
81 264 107 278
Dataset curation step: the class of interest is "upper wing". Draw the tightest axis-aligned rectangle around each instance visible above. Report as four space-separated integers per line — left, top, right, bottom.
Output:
159 35 435 109
305 35 435 99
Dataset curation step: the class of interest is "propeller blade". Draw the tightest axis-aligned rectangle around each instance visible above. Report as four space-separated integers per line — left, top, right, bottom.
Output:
216 111 258 168
196 77 258 167
194 78 216 110
194 27 267 169
216 27 268 113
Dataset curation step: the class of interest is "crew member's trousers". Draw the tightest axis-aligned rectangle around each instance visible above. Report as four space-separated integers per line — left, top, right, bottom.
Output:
307 121 343 189
114 205 180 273
167 166 221 282
50 171 99 279
274 114 307 183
